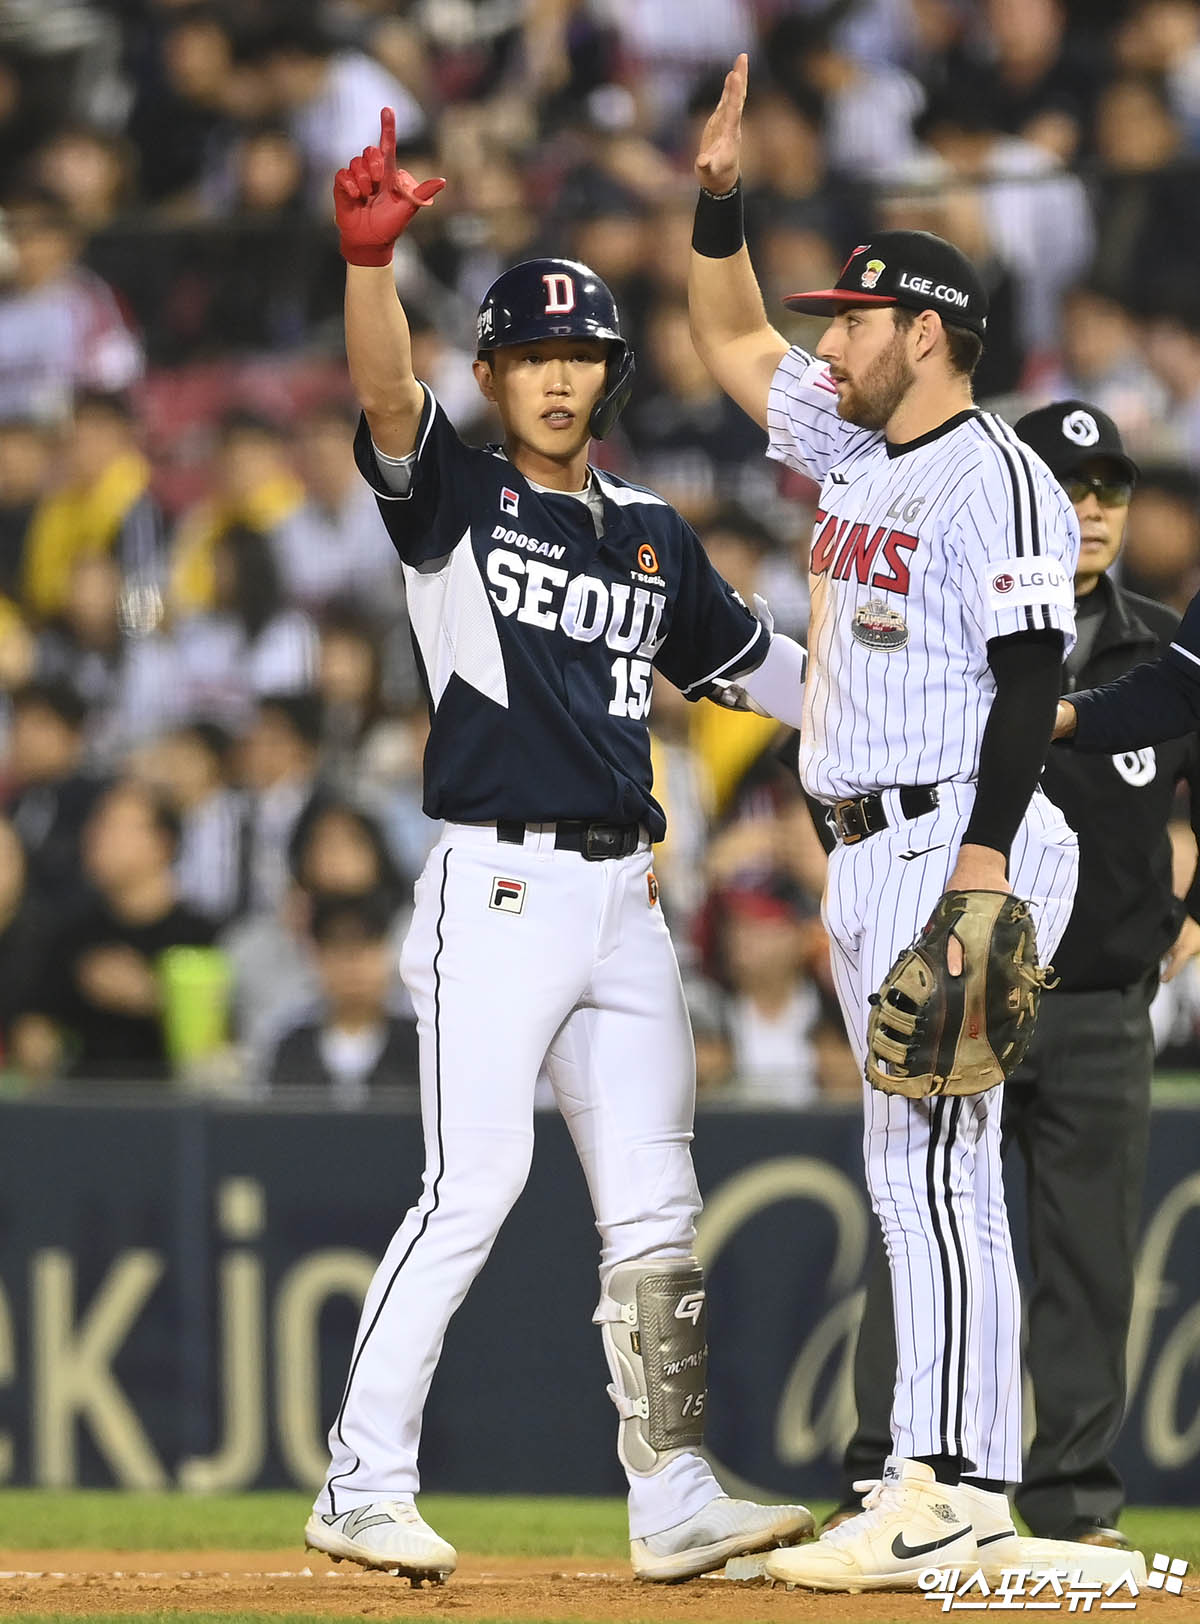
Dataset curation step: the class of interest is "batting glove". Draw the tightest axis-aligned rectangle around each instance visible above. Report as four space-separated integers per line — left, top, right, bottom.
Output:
333 106 446 267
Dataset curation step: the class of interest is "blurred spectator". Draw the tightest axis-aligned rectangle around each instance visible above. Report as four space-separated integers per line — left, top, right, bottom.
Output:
272 404 401 614
0 189 144 422
315 605 423 843
4 678 106 906
266 890 418 1104
607 0 754 131
170 410 303 613
1145 300 1200 466
223 789 405 1066
708 884 823 1107
11 779 215 1082
939 0 1100 161
33 125 138 231
625 297 766 523
249 16 425 213
1119 463 1200 609
765 10 925 177
238 689 324 915
142 719 245 925
1090 72 1200 313
126 4 241 208
915 86 1093 355
171 525 317 730
1044 285 1170 453
23 389 164 624
1115 0 1200 149
0 417 51 602
0 812 51 1058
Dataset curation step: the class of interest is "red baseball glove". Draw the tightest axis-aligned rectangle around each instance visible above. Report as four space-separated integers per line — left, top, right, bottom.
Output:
333 107 445 267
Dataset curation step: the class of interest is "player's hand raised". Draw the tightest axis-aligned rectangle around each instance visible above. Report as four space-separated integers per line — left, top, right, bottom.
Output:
334 108 446 267
695 53 748 196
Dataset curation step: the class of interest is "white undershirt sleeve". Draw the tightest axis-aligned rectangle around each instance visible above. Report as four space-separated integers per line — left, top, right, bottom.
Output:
738 632 808 728
372 442 417 494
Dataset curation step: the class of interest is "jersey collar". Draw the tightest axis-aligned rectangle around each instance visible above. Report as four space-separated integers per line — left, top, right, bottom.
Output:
885 407 981 459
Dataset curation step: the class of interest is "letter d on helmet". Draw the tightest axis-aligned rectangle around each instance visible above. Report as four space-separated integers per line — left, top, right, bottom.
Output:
476 257 635 439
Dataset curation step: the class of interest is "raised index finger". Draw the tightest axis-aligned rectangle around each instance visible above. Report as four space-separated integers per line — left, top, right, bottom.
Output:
379 106 396 171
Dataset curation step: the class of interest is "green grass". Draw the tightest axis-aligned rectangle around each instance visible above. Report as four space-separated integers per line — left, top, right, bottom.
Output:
3 1491 1200 1562
0 1492 1198 1564
0 1490 631 1556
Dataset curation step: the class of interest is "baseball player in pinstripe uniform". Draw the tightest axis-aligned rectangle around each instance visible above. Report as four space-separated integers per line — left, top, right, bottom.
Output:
689 59 1080 1591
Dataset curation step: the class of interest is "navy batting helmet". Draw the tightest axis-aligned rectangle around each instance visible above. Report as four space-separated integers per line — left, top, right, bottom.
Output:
475 257 635 439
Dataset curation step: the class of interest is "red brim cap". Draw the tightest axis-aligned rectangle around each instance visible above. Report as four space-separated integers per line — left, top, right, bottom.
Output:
782 289 898 314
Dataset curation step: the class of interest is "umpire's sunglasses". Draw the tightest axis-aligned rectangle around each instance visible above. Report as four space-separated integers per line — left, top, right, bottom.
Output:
1065 474 1133 508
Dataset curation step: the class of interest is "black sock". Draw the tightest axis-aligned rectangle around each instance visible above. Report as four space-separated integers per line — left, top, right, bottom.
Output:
912 1453 961 1486
961 1476 1010 1496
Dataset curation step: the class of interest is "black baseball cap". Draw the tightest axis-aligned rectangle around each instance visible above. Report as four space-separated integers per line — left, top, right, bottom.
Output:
783 230 988 337
1013 400 1138 486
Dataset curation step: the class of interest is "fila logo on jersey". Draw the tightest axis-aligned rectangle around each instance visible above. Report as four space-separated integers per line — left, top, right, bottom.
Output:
490 876 526 914
500 486 520 517
810 507 920 594
543 272 575 314
487 548 667 656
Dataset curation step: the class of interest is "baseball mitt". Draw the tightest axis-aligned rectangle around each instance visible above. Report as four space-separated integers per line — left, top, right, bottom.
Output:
865 890 1055 1099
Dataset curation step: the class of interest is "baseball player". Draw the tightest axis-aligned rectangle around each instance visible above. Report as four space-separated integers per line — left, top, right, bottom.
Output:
688 58 1080 1590
835 400 1200 1550
302 110 813 1586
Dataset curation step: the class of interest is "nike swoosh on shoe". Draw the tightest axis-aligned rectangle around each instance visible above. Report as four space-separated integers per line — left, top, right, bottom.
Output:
891 1527 971 1561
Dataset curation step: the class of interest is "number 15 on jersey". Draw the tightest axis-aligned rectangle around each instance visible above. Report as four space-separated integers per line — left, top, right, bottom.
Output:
611 656 652 719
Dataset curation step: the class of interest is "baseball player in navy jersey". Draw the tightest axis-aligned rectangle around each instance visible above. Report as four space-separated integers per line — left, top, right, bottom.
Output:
689 59 1080 1591
302 109 813 1586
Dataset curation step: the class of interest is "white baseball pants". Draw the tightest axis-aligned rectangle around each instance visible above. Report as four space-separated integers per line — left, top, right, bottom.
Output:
316 823 720 1538
822 784 1079 1482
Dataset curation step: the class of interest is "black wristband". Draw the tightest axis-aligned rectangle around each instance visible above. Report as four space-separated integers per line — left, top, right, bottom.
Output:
692 180 745 259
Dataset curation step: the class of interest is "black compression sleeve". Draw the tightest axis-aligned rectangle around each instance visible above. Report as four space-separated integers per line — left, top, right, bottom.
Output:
961 629 1065 860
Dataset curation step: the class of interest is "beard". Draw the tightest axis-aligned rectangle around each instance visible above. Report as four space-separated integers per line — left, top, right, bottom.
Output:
834 331 915 430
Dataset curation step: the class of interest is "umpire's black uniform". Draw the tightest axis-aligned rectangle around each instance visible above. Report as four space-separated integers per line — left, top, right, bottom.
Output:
839 484 1200 1540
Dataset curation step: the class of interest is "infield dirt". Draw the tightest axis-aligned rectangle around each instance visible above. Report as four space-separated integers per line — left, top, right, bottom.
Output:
0 1550 1196 1623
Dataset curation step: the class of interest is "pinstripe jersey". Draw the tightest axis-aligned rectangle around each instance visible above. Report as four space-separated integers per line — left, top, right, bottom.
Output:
767 348 1080 802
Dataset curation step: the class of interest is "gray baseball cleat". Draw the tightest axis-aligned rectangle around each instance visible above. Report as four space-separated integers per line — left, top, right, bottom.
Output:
631 1495 815 1582
304 1500 457 1585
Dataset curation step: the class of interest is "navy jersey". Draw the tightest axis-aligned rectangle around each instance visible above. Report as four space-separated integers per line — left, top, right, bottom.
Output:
357 388 767 839
1071 583 1200 752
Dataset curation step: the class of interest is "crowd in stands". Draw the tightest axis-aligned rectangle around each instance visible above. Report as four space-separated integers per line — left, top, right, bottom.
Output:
3 0 1200 1099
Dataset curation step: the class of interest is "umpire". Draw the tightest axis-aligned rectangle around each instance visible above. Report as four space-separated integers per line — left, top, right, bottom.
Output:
834 400 1200 1547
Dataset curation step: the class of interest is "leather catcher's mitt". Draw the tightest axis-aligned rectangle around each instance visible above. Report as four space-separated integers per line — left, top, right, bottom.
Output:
865 890 1054 1099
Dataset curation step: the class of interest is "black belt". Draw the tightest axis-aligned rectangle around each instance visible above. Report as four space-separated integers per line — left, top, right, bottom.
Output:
496 819 641 860
829 785 939 846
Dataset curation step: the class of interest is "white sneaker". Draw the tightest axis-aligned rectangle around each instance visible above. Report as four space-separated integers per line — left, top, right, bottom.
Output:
305 1501 457 1584
631 1494 814 1582
956 1481 1021 1584
764 1457 976 1593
